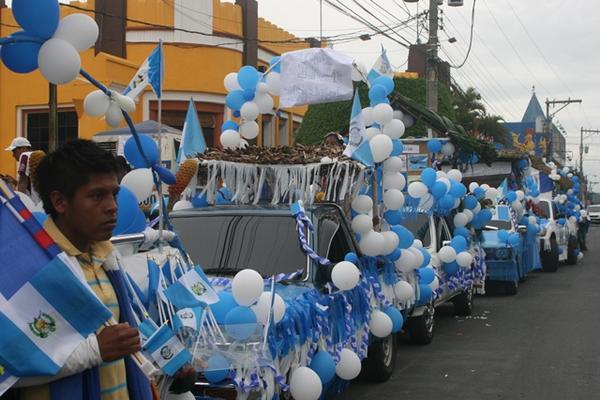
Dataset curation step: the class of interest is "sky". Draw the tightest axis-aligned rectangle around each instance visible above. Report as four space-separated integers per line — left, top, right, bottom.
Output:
239 0 600 188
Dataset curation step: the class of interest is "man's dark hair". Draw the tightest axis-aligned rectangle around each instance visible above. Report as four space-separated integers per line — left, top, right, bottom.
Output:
36 139 119 217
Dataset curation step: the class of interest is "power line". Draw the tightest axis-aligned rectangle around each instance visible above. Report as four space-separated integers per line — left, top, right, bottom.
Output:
446 0 476 69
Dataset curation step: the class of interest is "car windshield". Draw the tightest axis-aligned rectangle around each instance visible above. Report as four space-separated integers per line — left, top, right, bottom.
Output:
484 220 512 230
171 214 307 277
402 214 431 248
537 201 550 218
588 205 600 213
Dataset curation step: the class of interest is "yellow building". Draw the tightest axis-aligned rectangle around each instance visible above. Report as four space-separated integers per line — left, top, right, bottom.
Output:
0 0 309 175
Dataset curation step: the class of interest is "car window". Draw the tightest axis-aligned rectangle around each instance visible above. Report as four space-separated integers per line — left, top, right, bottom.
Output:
315 209 354 263
171 214 307 277
537 201 550 218
402 214 432 248
438 218 452 250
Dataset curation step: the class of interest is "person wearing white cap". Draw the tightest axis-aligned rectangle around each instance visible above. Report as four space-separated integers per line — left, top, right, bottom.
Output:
4 136 32 195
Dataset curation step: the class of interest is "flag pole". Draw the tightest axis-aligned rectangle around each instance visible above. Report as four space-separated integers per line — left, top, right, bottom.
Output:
157 40 164 251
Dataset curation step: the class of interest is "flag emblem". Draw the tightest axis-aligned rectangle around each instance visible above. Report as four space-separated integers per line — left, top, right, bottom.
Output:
191 282 205 297
160 345 174 361
0 365 4 375
28 311 56 339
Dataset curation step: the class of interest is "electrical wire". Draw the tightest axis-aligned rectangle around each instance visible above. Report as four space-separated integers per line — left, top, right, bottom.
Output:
446 0 476 69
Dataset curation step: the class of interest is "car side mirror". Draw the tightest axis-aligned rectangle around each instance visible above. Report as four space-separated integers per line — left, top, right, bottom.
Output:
517 225 527 233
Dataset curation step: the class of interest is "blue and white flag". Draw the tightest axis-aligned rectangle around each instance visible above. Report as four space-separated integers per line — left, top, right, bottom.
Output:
0 364 17 397
497 178 508 200
367 46 394 84
343 89 368 159
177 98 207 166
164 266 219 310
143 324 192 376
124 41 163 99
174 307 204 331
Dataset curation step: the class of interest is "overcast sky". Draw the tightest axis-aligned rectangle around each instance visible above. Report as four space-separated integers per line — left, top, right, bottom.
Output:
245 0 600 187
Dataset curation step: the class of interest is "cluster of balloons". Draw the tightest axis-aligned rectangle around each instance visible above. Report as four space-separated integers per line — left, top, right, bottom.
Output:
407 167 466 215
2 0 99 85
84 89 136 128
221 60 280 149
426 139 456 157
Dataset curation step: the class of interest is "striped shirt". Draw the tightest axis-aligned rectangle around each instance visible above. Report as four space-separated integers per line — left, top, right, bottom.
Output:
20 219 129 400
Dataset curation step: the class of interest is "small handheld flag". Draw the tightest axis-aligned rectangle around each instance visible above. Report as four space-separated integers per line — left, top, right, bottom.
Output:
177 98 207 166
143 324 192 376
164 266 219 310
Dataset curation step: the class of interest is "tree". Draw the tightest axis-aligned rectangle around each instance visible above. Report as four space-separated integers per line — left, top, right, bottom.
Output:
474 114 511 147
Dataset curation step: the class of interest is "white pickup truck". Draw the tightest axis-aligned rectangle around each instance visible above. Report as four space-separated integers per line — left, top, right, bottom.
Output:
536 199 578 271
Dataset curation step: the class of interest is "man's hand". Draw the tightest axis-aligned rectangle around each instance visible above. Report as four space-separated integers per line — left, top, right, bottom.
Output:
97 323 141 362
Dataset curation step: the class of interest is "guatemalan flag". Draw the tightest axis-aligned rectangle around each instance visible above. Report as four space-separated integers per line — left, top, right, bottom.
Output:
176 98 207 167
123 41 163 99
367 46 394 84
0 181 112 381
343 89 374 167
164 266 218 310
143 324 192 376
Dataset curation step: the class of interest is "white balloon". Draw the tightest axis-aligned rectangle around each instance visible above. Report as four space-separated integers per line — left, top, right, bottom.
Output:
240 102 259 121
393 280 414 301
289 367 322 400
512 201 523 212
382 119 405 139
351 195 373 214
447 169 463 182
84 90 110 117
463 209 474 222
568 173 573 178
453 198 461 209
563 166 570 173
105 101 124 127
112 92 136 113
53 13 99 51
528 216 537 225
395 249 417 273
224 72 242 91
372 104 394 125
38 38 81 85
429 276 440 291
351 214 373 235
485 188 499 200
393 110 404 121
232 269 264 306
480 184 490 191
438 246 457 263
441 142 455 156
370 310 393 338
331 261 361 291
412 239 423 248
409 247 424 269
438 177 451 191
381 231 400 255
383 189 405 210
239 121 259 140
362 107 374 127
256 82 269 94
403 113 415 128
516 190 525 201
456 251 473 267
453 213 468 228
469 182 479 192
408 181 428 198
221 130 241 149
266 72 281 96
383 173 406 191
436 171 447 179
430 254 442 268
121 168 153 203
359 230 385 257
255 94 274 113
172 200 193 211
365 127 382 140
383 156 403 173
252 292 286 324
473 202 481 214
336 349 361 380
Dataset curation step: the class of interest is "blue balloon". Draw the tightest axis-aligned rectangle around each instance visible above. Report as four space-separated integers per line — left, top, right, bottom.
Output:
389 248 402 261
417 284 433 304
479 209 492 223
391 225 414 249
557 218 565 226
225 90 246 111
237 66 260 90
473 187 485 199
463 195 477 210
439 194 455 210
212 292 238 324
153 164 176 185
113 187 139 235
372 76 395 95
384 307 404 333
421 168 437 188
224 306 257 341
124 135 159 168
222 120 239 131
419 248 431 268
1 31 41 73
243 88 255 101
204 354 230 383
368 84 387 103
192 193 209 208
310 351 336 384
498 229 509 242
13 0 60 39
508 233 520 247
391 139 404 156
431 181 447 199
32 211 47 225
454 227 470 239
216 188 232 205
450 235 467 252
123 209 146 234
384 210 403 225
344 252 360 264
269 56 281 73
233 110 241 118
427 139 443 153
449 181 467 198
417 266 435 285
443 261 459 276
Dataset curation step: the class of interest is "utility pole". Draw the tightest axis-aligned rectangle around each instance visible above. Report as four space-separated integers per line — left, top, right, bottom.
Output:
579 127 600 173
545 98 582 162
48 83 58 152
426 0 439 116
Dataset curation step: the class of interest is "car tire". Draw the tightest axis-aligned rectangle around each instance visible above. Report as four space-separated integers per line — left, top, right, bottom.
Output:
541 236 559 272
566 235 579 265
362 333 396 382
452 286 474 316
505 280 518 295
407 302 435 345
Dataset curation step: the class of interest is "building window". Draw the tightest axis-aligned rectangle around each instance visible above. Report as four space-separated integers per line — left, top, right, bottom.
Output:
24 109 78 153
262 115 274 147
278 116 288 146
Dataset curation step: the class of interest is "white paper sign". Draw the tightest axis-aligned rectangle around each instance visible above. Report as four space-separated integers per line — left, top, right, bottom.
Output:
402 144 421 154
280 48 354 108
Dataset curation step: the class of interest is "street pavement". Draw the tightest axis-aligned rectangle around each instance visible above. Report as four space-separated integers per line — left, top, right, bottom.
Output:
350 227 600 400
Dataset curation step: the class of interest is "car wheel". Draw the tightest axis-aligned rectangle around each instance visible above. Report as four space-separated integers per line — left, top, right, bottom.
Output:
452 285 474 316
362 333 396 382
566 235 579 265
541 236 559 272
407 302 435 345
